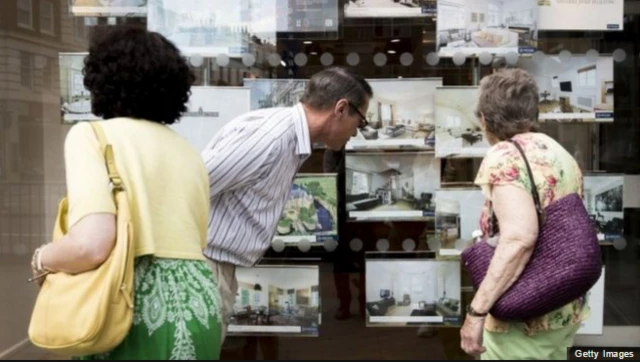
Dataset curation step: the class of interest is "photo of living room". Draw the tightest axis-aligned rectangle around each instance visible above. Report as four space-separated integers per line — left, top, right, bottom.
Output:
274 174 339 245
365 253 461 327
583 175 624 241
436 0 538 57
59 53 99 124
435 188 484 253
344 0 437 18
434 86 490 158
228 265 320 337
519 55 615 122
346 78 443 151
345 153 441 221
169 86 251 151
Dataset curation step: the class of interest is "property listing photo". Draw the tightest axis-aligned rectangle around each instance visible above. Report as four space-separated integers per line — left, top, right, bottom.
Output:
169 86 251 151
273 174 339 245
147 0 251 56
59 53 99 124
583 175 625 241
434 86 490 158
519 55 615 122
70 0 147 16
343 0 437 18
345 153 441 222
435 188 484 252
436 0 538 57
228 265 321 337
365 253 462 327
346 78 443 151
244 79 308 110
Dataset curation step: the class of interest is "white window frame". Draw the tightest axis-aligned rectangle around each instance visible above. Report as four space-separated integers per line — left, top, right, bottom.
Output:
17 0 34 29
40 0 55 35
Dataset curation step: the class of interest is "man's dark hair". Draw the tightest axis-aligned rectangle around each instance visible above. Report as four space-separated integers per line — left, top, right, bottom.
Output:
83 25 195 125
300 67 373 114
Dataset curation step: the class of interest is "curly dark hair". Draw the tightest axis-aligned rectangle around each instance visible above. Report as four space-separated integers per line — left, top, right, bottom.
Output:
83 25 195 125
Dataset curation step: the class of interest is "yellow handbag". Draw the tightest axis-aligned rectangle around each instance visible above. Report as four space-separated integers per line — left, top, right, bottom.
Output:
28 121 135 356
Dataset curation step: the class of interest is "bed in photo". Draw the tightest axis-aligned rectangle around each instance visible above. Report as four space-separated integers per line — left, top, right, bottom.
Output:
228 265 321 337
346 78 443 151
434 188 484 255
435 0 538 57
70 0 147 17
345 152 441 222
59 53 100 124
273 174 338 246
519 55 615 122
169 86 251 151
434 86 490 158
365 252 462 327
583 174 624 241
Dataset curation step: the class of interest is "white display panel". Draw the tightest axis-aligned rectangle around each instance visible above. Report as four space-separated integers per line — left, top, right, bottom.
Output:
519 55 615 122
169 86 250 151
228 265 320 337
436 0 538 57
345 152 440 222
435 188 484 254
344 0 437 18
365 252 462 327
538 0 623 31
577 267 605 335
346 78 443 151
69 0 147 17
59 53 100 124
272 174 338 246
147 0 276 56
583 174 624 241
434 86 490 158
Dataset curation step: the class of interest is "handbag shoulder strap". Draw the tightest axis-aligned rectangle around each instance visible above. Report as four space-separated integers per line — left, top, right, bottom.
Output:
507 138 545 226
89 122 124 191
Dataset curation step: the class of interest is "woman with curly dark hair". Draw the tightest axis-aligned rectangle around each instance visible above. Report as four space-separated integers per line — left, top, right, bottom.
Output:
29 25 222 360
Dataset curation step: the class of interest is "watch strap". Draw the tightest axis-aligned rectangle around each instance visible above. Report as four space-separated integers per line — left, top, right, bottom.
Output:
466 304 488 317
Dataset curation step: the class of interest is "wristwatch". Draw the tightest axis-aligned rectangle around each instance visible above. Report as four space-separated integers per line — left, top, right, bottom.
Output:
466 304 488 317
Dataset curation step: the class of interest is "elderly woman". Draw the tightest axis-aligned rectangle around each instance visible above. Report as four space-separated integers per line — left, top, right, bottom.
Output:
460 69 589 360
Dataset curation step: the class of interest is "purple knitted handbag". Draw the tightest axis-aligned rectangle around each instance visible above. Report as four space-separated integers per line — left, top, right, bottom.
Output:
461 139 602 321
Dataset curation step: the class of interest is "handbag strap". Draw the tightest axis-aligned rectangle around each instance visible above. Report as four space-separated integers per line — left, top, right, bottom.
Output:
507 139 545 226
89 122 124 191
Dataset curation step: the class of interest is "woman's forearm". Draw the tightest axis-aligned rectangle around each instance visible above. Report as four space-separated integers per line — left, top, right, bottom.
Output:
39 234 106 275
470 238 534 314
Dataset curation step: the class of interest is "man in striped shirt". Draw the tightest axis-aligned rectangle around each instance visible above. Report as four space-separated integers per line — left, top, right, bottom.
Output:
201 66 373 339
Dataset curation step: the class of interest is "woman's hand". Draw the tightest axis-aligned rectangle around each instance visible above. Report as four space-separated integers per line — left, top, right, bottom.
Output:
460 315 486 357
31 268 47 287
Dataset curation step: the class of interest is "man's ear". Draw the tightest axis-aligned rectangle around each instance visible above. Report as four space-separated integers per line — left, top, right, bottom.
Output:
335 98 349 116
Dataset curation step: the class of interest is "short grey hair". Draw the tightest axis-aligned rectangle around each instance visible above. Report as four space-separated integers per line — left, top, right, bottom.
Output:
300 67 373 114
475 68 539 141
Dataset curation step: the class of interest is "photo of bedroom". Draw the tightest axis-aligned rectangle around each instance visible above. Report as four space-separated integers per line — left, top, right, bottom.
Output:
435 188 484 253
583 175 624 241
228 265 320 337
59 53 99 124
70 0 147 17
346 78 443 151
436 0 538 57
519 55 615 122
365 252 461 327
344 0 437 18
169 86 251 151
345 153 441 221
434 86 490 158
274 174 338 245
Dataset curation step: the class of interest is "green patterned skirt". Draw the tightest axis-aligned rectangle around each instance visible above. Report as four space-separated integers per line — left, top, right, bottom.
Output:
75 256 223 360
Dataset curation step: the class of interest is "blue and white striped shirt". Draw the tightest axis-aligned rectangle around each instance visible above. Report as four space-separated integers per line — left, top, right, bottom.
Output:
201 103 311 266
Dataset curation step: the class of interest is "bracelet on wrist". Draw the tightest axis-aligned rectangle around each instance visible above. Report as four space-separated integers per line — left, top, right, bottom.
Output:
466 304 488 318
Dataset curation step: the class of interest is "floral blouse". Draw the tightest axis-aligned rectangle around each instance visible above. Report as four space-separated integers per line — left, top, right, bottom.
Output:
474 132 590 336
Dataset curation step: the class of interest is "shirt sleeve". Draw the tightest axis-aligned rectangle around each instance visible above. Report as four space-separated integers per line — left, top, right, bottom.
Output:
202 126 278 198
64 122 117 228
474 141 531 199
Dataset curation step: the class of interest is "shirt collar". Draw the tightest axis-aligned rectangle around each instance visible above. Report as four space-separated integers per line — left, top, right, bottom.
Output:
292 103 312 158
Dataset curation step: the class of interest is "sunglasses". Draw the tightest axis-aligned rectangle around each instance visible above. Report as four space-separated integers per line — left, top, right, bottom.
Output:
348 103 369 129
